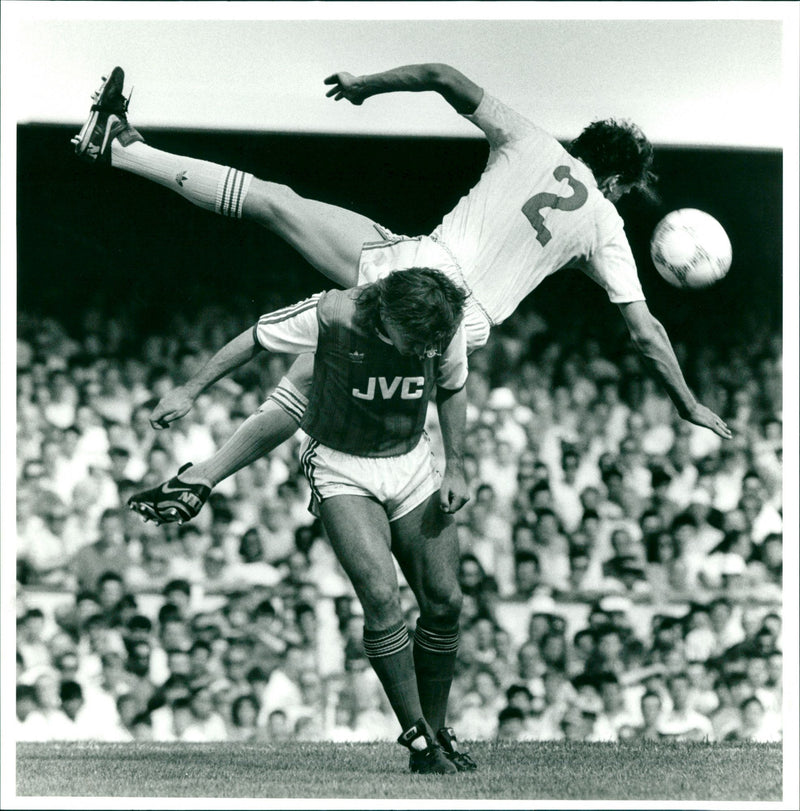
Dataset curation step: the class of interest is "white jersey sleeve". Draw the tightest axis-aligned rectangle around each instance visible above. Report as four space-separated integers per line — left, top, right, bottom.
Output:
436 322 469 391
463 93 541 149
580 217 646 304
253 294 321 353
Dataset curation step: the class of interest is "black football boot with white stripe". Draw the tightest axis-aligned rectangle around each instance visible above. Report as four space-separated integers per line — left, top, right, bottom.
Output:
127 463 211 525
72 66 143 163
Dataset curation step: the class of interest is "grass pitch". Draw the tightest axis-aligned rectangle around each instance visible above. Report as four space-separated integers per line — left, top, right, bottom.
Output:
16 740 781 802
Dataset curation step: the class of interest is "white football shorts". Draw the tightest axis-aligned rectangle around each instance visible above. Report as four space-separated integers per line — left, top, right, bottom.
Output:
357 226 492 353
300 433 442 522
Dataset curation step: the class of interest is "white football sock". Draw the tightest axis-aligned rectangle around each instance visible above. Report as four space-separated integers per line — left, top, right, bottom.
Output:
109 141 252 218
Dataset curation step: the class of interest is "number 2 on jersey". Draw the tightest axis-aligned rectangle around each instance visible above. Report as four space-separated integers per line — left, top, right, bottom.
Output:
522 165 588 246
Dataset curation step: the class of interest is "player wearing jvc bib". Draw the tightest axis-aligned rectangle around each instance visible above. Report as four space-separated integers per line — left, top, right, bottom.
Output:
280 286 465 458
78 64 730 525
132 269 477 773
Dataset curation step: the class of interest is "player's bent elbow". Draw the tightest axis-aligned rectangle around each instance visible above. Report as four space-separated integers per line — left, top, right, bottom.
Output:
424 64 481 113
423 63 458 86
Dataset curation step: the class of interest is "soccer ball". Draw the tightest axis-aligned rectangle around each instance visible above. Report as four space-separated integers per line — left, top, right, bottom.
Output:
650 209 732 289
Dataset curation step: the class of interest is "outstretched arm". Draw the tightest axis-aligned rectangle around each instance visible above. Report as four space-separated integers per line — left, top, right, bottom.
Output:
149 329 263 429
618 301 732 439
436 384 470 514
324 63 483 115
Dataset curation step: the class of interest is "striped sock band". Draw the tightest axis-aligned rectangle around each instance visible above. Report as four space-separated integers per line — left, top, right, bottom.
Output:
215 168 253 218
363 622 411 659
414 623 459 655
266 377 309 424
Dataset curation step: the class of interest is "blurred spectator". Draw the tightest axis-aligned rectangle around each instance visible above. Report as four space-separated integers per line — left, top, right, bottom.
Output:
17 609 51 676
70 509 132 591
592 671 642 741
458 498 514 596
621 690 665 741
559 704 599 742
224 528 283 588
182 684 229 741
511 551 546 602
55 680 117 741
16 684 49 741
737 696 781 742
229 693 265 742
496 705 527 741
658 672 715 741
454 666 504 740
710 675 743 741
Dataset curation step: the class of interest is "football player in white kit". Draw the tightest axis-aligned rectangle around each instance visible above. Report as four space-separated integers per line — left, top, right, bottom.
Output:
71 63 731 524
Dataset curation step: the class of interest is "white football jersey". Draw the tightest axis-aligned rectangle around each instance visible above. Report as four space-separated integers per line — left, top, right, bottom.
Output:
433 94 645 325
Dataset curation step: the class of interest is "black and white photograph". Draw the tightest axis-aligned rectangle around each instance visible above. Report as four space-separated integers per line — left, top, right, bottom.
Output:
2 2 797 808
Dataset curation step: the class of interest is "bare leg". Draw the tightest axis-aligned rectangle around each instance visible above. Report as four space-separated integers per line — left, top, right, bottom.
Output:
84 74 387 290
242 180 379 288
319 495 425 731
319 495 401 628
391 496 462 624
109 141 379 289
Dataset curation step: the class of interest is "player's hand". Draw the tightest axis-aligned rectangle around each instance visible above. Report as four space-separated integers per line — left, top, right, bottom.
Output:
149 386 194 430
324 72 371 105
439 469 470 515
684 403 733 439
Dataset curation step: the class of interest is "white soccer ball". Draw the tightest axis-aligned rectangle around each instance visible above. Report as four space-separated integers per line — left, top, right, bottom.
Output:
650 209 732 289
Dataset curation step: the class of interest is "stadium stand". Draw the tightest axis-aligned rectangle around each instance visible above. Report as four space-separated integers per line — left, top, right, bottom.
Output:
16 299 782 744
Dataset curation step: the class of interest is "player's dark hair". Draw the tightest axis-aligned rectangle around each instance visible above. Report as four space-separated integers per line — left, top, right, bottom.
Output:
356 268 467 353
569 119 658 199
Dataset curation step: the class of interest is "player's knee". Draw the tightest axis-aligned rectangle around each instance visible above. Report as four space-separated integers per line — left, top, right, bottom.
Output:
358 583 403 627
242 180 302 228
422 583 463 626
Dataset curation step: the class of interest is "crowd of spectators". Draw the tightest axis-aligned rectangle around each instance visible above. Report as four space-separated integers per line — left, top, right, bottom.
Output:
16 299 783 745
